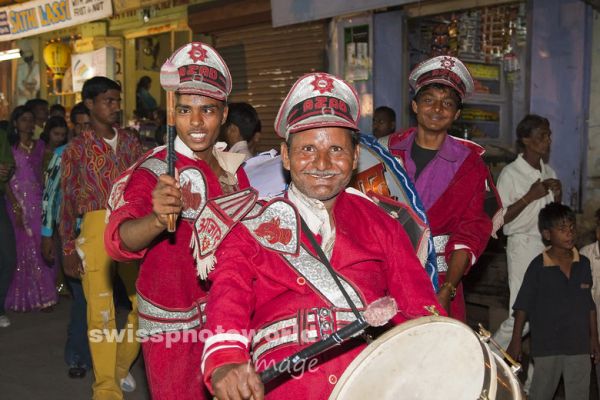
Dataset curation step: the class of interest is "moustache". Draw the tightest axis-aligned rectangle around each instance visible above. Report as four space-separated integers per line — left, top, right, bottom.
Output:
303 170 340 177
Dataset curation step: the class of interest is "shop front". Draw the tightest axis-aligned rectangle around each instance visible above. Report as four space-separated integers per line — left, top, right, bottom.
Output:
188 0 329 152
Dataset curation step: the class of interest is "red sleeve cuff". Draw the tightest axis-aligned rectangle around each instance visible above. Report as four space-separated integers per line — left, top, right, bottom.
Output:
202 347 250 393
104 209 148 262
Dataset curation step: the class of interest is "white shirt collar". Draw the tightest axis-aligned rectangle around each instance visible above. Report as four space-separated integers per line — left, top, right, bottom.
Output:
287 183 336 258
229 140 253 161
174 136 246 176
515 153 547 176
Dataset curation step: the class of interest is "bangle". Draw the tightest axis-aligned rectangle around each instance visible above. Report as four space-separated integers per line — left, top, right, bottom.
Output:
520 196 529 206
439 281 457 299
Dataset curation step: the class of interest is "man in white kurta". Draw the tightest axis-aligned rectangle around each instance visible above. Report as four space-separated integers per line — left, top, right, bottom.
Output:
493 153 558 349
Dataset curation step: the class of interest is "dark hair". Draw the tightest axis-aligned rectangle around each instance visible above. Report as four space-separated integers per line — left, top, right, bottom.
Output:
595 208 600 226
374 106 396 121
70 102 89 124
516 114 549 150
136 76 152 92
286 128 360 148
40 116 68 146
413 83 463 109
24 98 48 110
8 106 34 146
82 77 121 101
224 102 261 141
538 202 576 238
50 104 66 115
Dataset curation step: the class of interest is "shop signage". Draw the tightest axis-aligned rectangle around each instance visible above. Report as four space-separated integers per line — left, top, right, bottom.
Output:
0 0 112 41
71 46 114 92
464 62 500 81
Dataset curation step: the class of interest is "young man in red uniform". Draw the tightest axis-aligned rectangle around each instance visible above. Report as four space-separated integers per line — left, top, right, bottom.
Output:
60 77 143 400
200 73 443 400
104 42 250 399
385 56 498 321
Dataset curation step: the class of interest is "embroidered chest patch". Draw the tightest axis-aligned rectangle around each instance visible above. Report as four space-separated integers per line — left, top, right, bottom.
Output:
241 199 299 255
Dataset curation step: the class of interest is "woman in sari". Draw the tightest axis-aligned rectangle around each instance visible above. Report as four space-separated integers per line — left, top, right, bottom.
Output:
5 105 57 312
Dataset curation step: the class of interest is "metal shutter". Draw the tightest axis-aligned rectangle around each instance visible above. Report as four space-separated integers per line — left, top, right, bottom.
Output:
213 21 328 152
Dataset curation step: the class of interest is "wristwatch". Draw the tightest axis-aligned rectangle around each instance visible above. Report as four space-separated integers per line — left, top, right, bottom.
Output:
439 281 457 300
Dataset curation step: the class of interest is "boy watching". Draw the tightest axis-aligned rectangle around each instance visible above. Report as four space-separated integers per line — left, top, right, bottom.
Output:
507 203 600 400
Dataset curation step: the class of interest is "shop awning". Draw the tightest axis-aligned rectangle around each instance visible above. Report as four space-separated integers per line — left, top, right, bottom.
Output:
0 0 112 42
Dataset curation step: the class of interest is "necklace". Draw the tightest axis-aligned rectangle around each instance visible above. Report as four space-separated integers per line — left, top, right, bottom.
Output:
19 140 34 153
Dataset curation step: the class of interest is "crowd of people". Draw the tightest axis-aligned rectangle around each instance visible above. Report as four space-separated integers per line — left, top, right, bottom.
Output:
0 42 598 400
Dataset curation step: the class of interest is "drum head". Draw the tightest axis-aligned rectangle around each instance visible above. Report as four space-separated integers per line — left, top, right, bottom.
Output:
329 316 491 400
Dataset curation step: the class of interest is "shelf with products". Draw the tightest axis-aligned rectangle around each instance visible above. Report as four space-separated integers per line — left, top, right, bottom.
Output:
464 61 503 98
451 101 505 141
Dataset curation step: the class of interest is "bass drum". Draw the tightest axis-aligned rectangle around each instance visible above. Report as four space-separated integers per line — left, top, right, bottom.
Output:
329 316 523 400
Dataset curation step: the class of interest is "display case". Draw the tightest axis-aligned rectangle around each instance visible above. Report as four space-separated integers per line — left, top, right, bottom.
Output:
451 61 510 143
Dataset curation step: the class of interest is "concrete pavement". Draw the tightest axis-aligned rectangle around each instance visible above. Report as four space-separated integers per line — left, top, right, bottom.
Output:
0 298 149 400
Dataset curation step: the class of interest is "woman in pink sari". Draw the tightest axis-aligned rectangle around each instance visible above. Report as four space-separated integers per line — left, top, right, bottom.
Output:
5 105 57 312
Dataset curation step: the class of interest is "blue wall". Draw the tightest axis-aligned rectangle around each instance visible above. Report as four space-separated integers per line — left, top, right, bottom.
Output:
529 0 591 209
373 10 406 134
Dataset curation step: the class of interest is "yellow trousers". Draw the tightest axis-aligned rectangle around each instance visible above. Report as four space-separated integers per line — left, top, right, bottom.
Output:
77 210 140 400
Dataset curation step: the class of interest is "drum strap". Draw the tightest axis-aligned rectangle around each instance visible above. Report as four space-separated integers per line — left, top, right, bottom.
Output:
300 218 363 322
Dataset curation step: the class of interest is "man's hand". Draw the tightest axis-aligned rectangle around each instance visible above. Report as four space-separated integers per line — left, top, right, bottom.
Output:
543 178 562 202
436 289 451 317
12 204 24 228
506 338 522 363
591 339 600 364
0 163 13 181
524 179 548 203
151 174 182 229
212 362 264 400
41 236 55 264
63 252 84 279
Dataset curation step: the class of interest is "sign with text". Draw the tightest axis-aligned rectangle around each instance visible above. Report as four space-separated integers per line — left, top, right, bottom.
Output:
0 0 112 41
71 46 114 92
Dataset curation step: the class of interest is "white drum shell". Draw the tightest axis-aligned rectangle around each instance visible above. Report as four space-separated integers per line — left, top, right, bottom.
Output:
329 316 522 400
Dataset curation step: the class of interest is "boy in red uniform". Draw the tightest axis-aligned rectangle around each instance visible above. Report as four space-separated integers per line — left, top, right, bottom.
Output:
104 42 250 399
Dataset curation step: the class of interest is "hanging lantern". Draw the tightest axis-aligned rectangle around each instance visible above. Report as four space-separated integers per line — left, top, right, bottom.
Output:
43 42 71 79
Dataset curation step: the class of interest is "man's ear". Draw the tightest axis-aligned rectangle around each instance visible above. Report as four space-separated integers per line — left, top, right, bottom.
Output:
83 98 93 111
411 100 418 114
281 142 291 171
352 143 360 170
221 105 229 125
453 109 461 121
541 229 551 242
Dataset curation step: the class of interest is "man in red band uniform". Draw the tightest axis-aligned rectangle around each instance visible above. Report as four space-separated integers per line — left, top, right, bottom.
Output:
385 56 498 321
201 73 443 400
104 42 250 400
60 77 143 400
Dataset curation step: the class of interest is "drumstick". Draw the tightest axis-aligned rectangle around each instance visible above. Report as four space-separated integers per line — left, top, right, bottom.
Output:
260 297 397 384
477 323 522 374
160 59 179 232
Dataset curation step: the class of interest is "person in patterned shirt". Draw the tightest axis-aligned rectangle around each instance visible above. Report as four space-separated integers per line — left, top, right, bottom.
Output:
60 77 142 400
